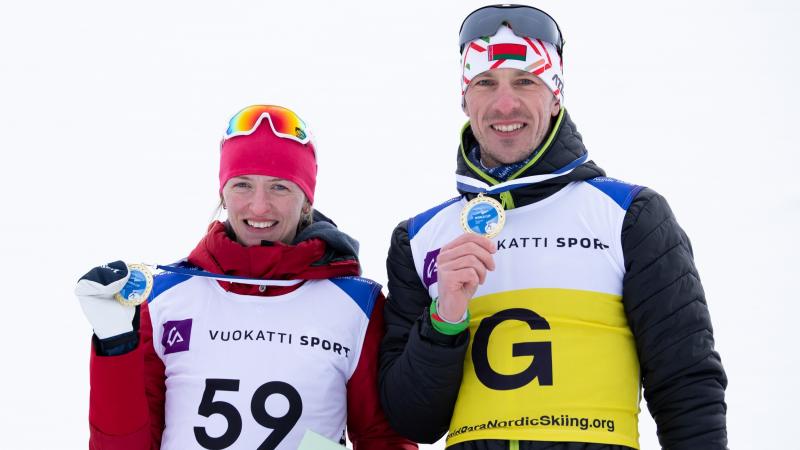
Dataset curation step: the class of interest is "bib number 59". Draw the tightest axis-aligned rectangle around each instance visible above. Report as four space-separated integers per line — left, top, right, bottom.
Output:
194 378 303 450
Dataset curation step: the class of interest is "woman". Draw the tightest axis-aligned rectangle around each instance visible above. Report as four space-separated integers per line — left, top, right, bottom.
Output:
75 105 416 450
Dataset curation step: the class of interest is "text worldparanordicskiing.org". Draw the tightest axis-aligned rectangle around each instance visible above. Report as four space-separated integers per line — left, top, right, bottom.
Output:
447 414 615 440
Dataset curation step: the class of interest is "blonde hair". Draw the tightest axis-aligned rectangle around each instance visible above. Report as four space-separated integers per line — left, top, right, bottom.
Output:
299 201 314 229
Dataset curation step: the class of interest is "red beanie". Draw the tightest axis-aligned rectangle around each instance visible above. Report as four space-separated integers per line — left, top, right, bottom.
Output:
219 120 317 203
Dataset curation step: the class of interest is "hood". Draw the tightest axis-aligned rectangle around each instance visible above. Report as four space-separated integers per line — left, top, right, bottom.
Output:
292 209 360 265
456 108 604 209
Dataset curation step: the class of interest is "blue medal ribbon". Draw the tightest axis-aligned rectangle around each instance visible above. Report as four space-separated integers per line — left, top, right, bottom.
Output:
457 153 588 195
153 263 303 287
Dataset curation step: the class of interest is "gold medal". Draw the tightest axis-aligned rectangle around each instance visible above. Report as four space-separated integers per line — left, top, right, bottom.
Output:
460 193 505 238
113 263 154 306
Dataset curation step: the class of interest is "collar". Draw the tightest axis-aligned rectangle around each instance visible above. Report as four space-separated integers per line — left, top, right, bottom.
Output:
456 108 604 209
187 221 360 296
459 108 566 187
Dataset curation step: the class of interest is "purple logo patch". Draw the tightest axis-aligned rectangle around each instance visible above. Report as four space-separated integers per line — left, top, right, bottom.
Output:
422 248 441 288
162 319 193 355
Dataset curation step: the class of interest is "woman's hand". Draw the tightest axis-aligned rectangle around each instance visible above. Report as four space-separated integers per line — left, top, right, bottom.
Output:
75 261 136 339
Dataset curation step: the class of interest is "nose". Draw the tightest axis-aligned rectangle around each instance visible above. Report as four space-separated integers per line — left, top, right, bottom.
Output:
249 188 272 216
491 84 521 116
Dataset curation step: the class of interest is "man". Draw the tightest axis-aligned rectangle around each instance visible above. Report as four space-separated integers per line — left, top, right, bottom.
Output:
378 4 727 450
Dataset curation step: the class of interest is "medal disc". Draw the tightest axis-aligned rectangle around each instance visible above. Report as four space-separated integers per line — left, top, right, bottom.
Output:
460 194 505 238
114 263 154 306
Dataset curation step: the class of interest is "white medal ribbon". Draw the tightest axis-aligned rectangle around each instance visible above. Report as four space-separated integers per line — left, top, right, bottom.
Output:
457 153 588 194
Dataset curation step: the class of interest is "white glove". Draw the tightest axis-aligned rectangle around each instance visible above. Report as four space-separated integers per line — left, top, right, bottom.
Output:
75 261 136 339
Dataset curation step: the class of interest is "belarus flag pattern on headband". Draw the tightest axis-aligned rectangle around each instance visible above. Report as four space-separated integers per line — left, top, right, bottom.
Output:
461 24 564 105
488 43 527 61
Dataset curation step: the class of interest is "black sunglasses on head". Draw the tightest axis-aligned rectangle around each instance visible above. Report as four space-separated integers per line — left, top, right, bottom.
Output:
459 4 564 55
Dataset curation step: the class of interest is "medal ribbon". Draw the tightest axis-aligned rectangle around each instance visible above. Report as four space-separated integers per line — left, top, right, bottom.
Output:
154 264 303 287
456 154 588 194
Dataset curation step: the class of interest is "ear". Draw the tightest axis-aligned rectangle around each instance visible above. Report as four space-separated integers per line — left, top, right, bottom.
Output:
550 95 562 117
461 95 469 115
220 193 226 209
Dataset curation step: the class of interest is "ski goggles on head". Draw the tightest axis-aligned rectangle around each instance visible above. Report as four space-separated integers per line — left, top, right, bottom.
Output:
223 104 311 145
459 4 564 55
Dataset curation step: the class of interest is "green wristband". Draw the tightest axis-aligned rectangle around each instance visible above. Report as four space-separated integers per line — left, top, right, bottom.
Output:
429 299 471 335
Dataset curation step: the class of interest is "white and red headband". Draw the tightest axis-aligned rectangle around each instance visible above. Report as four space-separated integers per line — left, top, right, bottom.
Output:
461 25 564 104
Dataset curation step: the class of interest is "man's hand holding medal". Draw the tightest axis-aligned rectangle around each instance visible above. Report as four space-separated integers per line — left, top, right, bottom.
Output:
435 233 497 323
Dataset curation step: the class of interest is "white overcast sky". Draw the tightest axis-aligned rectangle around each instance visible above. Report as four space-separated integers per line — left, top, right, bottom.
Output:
1 1 798 449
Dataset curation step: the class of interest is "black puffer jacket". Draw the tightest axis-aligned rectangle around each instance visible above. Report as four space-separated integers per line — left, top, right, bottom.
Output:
378 110 727 450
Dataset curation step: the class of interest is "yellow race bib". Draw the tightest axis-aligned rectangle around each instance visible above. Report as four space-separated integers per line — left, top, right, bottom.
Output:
447 288 640 448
